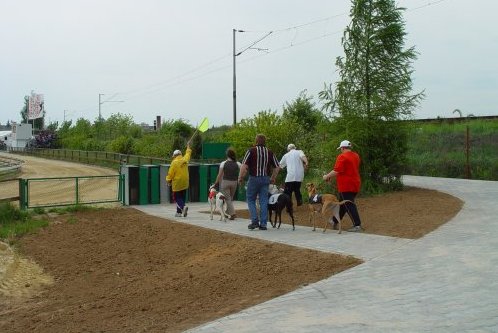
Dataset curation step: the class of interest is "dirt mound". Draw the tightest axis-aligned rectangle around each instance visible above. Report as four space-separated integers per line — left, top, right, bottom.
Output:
0 208 361 333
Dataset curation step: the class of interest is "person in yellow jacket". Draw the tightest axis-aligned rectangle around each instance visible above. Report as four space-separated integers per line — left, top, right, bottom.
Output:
166 144 192 217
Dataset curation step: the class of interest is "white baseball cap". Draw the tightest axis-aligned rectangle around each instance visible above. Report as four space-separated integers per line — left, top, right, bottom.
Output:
172 149 182 157
337 140 352 150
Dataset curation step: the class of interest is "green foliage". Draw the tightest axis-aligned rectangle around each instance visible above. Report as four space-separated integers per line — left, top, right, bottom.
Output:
133 132 174 158
202 125 232 143
107 135 135 154
0 202 29 225
0 203 48 240
321 0 424 192
406 119 498 180
160 119 199 156
54 114 205 159
223 110 302 159
282 90 326 132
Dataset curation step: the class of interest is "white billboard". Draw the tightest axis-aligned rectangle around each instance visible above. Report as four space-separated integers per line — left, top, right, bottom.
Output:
28 92 44 120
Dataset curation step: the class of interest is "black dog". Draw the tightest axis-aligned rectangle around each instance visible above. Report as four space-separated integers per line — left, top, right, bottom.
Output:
268 185 295 230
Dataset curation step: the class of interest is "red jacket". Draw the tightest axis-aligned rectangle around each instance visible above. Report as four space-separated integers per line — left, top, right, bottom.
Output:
333 150 361 193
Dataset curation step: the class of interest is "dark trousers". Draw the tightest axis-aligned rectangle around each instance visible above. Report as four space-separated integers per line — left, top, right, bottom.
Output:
332 192 362 227
173 189 186 213
284 181 303 206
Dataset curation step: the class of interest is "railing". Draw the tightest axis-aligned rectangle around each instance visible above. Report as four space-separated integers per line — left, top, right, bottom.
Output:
8 147 222 169
9 147 167 169
18 175 124 210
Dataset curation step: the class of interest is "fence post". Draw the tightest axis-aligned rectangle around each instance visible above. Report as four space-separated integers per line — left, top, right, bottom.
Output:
18 178 27 210
120 174 125 204
75 177 79 205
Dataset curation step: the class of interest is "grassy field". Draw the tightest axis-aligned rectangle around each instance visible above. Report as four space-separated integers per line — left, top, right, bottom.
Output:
406 118 498 180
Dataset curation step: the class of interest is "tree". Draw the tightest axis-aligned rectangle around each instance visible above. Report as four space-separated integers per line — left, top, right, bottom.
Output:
325 0 424 192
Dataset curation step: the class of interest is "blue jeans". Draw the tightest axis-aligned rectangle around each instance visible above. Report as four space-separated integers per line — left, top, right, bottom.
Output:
246 176 270 227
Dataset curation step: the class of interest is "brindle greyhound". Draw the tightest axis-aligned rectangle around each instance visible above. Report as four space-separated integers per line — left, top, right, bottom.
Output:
305 182 352 234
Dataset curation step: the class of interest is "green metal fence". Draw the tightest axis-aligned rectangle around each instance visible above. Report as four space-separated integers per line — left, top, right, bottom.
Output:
8 148 224 169
18 175 124 210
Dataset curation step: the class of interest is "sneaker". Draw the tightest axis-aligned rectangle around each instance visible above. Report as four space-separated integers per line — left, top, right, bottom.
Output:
174 213 182 217
347 225 363 232
182 206 188 217
259 226 267 230
248 223 259 230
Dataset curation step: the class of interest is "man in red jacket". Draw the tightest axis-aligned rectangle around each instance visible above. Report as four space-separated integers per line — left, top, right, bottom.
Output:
323 140 363 232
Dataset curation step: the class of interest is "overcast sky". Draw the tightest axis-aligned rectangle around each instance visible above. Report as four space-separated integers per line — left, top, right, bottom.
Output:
1 0 496 128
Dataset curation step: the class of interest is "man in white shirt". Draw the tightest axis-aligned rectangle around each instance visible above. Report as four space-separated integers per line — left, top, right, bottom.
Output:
279 144 308 206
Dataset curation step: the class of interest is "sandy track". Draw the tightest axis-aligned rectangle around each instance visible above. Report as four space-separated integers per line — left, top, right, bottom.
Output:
0 152 119 203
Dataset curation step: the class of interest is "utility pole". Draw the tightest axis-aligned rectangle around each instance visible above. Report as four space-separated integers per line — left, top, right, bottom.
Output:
232 29 242 127
99 93 124 120
232 29 271 127
99 94 104 120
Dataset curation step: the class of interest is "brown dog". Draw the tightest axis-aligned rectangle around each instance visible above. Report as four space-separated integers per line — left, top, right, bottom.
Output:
305 182 351 233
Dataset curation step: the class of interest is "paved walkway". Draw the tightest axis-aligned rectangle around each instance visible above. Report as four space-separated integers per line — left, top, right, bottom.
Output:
135 176 498 333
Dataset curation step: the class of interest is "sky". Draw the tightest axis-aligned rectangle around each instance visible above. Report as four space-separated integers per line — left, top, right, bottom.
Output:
1 0 497 128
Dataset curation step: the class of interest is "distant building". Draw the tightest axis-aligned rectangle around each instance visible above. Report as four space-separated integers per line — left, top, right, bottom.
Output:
7 122 33 149
139 122 155 132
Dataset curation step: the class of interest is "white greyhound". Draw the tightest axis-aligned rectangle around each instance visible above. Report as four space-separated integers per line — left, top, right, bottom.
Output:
208 185 229 222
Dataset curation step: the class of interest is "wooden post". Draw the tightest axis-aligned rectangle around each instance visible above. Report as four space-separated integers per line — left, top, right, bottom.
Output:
465 125 471 179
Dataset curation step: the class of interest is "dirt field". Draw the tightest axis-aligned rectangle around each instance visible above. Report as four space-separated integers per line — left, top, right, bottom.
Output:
0 154 463 332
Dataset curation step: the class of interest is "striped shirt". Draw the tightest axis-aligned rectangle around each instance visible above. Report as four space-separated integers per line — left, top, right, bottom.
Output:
241 145 279 177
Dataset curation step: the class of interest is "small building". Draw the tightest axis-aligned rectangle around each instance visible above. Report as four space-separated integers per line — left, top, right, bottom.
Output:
8 123 33 149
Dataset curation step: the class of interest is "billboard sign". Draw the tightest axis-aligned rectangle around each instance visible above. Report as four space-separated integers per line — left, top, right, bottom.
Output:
28 92 44 120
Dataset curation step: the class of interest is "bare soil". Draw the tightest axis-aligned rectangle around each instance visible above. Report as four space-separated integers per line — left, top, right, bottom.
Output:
237 186 463 239
0 153 464 332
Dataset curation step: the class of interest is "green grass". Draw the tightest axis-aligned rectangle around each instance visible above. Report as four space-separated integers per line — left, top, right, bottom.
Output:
406 119 498 180
0 203 100 241
47 204 99 214
0 202 49 241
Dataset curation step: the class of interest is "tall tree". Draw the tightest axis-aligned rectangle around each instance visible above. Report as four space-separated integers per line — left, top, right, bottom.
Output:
327 0 424 192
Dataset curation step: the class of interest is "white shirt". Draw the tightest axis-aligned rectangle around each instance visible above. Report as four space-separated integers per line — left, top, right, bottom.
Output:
279 149 306 182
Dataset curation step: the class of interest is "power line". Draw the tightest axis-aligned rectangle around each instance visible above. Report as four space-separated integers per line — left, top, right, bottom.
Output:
74 0 450 112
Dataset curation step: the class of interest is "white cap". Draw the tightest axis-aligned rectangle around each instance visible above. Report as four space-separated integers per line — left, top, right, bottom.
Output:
172 149 182 157
287 143 296 151
337 140 352 150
